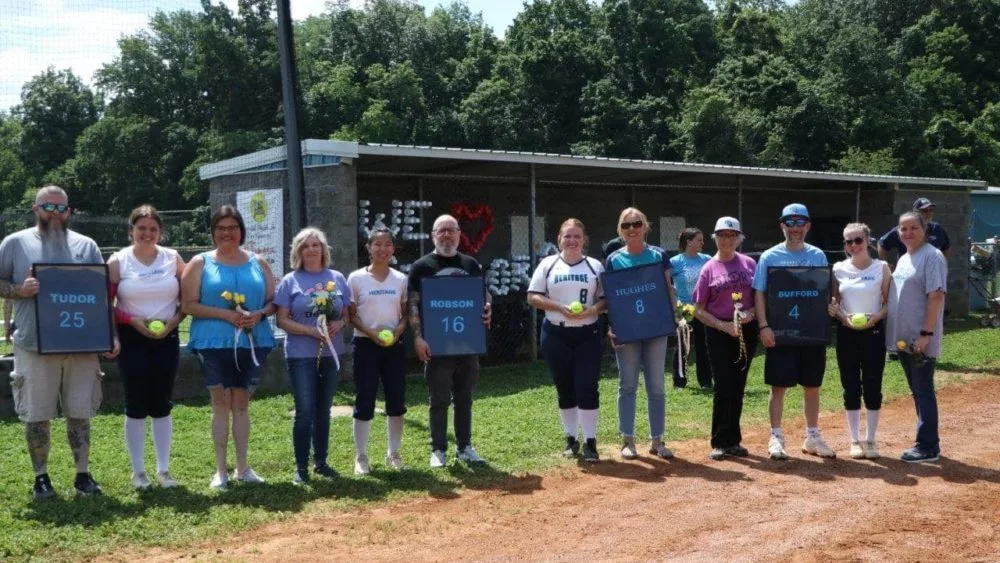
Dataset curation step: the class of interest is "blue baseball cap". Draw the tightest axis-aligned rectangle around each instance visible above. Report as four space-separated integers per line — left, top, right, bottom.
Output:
779 203 810 221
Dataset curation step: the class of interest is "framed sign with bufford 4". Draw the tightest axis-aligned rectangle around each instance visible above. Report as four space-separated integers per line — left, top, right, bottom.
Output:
420 275 488 356
765 266 832 346
32 263 114 354
601 263 676 344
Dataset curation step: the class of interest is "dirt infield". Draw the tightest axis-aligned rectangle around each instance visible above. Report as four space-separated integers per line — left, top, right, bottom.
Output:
128 374 1000 562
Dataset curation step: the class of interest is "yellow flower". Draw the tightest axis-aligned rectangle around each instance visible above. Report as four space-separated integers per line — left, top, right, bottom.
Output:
326 281 335 292
731 292 742 301
316 296 327 306
221 291 233 301
235 294 246 305
896 340 907 351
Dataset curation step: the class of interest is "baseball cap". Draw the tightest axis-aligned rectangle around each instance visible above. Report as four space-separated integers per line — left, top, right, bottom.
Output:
713 216 742 234
913 197 935 210
779 203 810 220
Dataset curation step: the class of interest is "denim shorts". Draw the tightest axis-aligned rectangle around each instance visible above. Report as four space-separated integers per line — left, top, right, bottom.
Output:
193 347 271 391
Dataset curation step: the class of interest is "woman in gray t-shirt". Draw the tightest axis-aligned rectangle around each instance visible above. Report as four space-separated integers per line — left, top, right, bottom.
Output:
886 211 947 463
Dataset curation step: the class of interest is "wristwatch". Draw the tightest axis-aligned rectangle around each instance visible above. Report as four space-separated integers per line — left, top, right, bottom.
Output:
919 330 934 336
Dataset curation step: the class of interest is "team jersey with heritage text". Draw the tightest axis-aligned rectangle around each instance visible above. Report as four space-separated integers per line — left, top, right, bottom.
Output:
528 254 605 326
348 266 408 339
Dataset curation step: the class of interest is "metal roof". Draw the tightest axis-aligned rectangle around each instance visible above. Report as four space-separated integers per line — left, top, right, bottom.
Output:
199 139 359 180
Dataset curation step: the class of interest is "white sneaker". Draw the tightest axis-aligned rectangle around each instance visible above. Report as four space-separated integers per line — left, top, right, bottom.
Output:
156 471 180 488
354 455 371 475
849 441 865 459
864 440 880 459
234 468 265 484
429 450 447 468
768 435 789 460
209 472 228 490
802 434 837 458
457 445 486 464
132 472 152 490
385 452 405 470
620 438 639 460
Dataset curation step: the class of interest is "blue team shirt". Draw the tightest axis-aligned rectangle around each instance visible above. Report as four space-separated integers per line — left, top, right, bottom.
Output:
752 243 828 292
670 252 711 304
606 245 672 274
878 222 950 254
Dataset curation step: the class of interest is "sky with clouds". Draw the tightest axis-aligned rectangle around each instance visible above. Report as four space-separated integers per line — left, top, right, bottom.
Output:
0 0 522 112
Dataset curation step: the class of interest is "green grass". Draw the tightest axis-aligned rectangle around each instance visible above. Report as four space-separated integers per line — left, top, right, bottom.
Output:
0 317 998 561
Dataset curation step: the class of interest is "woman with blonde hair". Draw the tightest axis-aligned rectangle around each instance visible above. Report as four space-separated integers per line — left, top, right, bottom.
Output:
528 218 607 463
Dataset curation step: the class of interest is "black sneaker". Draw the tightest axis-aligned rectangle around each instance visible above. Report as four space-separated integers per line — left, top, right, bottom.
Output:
725 445 750 457
583 439 599 463
74 472 103 496
32 473 56 501
314 464 339 478
673 376 687 389
563 436 580 458
900 447 940 463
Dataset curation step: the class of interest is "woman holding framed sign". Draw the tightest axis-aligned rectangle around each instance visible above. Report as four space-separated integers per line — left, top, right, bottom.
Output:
528 218 606 463
606 207 678 460
828 223 891 459
109 205 186 490
692 217 758 460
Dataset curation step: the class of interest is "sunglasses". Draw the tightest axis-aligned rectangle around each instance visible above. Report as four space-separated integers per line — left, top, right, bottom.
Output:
782 218 809 228
844 237 867 246
620 220 644 230
38 203 69 213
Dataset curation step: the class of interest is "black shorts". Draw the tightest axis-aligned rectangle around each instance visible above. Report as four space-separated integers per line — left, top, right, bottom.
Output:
764 345 826 388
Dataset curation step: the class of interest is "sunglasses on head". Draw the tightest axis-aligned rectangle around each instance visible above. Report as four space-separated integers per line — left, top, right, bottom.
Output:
39 203 69 213
620 220 644 230
782 218 808 228
844 236 867 246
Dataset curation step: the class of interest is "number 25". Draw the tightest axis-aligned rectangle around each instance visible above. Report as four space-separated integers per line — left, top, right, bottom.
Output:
59 311 85 328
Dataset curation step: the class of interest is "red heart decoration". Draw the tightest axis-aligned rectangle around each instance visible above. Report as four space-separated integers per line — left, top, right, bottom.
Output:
450 202 495 255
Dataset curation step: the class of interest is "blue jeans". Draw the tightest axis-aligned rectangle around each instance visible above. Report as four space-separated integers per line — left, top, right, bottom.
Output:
287 356 339 471
615 335 668 439
899 353 939 455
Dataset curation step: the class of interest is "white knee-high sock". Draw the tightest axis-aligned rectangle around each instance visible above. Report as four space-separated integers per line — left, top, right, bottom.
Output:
578 409 599 440
559 408 579 437
387 416 404 454
125 417 146 474
151 416 172 474
865 410 880 442
846 410 861 442
354 418 371 457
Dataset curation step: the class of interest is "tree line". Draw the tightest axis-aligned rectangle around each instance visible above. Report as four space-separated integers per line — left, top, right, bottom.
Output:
1 0 998 218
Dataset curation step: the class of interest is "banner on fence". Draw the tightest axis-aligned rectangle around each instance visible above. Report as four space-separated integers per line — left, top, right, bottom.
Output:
236 189 283 283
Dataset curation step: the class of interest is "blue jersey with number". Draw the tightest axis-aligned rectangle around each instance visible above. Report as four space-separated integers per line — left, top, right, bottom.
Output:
606 245 672 274
752 243 828 292
670 252 711 305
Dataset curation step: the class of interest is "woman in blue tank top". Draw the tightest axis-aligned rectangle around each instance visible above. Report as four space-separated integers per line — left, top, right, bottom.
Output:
181 205 276 490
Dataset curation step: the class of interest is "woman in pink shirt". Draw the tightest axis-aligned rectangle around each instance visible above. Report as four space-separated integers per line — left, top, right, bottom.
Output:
693 217 759 460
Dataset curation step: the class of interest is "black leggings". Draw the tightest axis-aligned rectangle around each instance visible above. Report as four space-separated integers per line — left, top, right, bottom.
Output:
540 321 603 410
117 324 180 418
835 322 886 411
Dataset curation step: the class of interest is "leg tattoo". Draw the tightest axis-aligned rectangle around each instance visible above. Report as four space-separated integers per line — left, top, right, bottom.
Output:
67 418 91 473
25 421 51 475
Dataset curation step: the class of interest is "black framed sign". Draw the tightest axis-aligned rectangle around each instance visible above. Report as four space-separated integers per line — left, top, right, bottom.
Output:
32 263 113 354
420 275 487 357
765 266 832 346
601 262 676 344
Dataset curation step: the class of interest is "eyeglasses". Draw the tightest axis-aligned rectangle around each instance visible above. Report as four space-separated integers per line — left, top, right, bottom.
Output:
844 237 867 246
214 225 241 233
38 203 69 213
433 227 458 234
620 220 644 230
782 218 809 228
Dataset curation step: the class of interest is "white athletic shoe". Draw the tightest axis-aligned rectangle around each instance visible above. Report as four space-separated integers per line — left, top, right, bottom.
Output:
802 434 837 458
132 472 152 490
457 445 486 464
768 435 790 460
385 452 405 471
849 441 865 459
234 468 265 484
156 471 180 488
354 455 371 475
429 450 447 468
864 440 880 459
209 472 228 490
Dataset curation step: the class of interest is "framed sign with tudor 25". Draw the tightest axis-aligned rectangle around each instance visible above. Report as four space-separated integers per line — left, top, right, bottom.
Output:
32 263 114 354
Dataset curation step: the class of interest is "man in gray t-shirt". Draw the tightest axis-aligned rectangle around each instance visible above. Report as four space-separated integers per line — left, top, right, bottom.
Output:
0 185 116 499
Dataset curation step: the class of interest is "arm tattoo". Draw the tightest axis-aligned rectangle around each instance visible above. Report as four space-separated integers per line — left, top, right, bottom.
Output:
66 418 91 466
25 421 51 474
0 279 22 299
408 290 423 339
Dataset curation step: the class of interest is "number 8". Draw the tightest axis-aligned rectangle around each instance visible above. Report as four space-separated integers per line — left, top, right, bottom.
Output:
635 299 645 314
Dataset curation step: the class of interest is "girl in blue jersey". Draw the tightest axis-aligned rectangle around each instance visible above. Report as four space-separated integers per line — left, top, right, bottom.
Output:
528 219 606 463
670 227 712 389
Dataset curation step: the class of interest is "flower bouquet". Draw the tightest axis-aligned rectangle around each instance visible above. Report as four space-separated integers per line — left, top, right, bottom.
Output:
222 290 260 368
310 280 342 371
732 292 748 365
675 301 695 378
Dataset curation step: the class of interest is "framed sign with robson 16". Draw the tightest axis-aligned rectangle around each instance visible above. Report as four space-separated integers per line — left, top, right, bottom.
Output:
765 266 832 346
32 263 114 354
601 262 676 344
420 276 487 357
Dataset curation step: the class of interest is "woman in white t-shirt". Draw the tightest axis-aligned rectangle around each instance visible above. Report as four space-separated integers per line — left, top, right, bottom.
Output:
828 222 891 460
527 218 606 463
108 205 186 490
347 227 409 474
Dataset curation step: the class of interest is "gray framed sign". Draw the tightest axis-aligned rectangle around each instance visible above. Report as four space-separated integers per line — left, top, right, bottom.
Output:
32 263 114 354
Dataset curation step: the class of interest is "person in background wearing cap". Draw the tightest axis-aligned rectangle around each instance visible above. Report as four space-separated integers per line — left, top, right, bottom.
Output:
877 198 951 260
693 217 759 460
753 203 836 460
670 227 712 389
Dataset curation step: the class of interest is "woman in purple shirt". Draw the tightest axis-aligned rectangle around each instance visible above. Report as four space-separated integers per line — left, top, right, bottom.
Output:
693 217 759 460
274 227 352 485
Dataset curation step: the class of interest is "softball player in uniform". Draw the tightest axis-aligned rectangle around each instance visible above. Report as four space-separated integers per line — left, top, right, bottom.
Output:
528 218 606 463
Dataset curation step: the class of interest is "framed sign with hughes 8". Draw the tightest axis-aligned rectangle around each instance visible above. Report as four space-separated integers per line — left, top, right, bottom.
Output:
602 262 676 344
766 266 832 346
33 263 114 354
420 275 487 357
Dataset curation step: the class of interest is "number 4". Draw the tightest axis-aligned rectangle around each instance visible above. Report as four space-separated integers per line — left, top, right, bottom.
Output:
789 305 800 320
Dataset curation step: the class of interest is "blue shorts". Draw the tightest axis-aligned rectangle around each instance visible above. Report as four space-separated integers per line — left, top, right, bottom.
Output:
193 347 271 391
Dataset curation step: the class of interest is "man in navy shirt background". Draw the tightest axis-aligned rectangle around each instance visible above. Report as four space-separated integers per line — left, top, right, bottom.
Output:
878 197 951 260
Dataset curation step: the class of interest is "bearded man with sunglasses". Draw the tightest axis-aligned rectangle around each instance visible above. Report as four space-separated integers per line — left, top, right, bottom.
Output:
0 186 116 500
752 203 835 461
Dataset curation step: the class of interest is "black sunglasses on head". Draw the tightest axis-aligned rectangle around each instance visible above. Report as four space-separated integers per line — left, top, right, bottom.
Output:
39 203 69 213
620 220 644 230
844 237 866 246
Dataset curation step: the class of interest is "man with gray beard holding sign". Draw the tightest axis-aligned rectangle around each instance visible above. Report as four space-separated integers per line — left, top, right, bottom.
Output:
407 214 492 468
0 186 118 500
